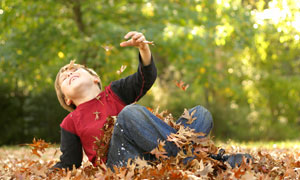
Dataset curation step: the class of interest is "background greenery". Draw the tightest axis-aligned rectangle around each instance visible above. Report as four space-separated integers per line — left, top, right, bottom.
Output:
0 0 299 145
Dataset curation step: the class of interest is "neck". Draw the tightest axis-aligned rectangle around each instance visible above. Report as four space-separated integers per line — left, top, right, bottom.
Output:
72 86 101 106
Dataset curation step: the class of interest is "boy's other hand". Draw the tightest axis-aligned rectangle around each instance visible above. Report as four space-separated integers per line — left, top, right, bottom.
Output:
120 31 149 50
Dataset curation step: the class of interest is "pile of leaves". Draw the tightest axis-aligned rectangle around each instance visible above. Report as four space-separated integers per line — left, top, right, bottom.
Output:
1 108 300 179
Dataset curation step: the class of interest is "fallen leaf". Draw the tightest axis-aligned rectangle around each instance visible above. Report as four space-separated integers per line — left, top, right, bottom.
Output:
181 108 197 124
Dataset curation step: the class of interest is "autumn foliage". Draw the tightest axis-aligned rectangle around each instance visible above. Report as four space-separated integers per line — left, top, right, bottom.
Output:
26 138 50 158
1 108 300 179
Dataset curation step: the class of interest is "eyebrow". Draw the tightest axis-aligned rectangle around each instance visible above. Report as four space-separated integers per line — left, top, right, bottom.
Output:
59 73 67 84
60 72 67 78
59 67 80 82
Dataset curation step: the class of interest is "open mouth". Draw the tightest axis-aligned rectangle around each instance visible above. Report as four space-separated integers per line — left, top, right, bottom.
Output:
69 76 79 85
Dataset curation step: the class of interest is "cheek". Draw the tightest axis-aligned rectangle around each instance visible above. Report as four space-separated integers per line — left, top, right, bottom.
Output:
60 82 69 94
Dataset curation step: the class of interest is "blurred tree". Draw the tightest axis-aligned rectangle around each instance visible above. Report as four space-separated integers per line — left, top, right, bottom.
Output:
0 0 299 144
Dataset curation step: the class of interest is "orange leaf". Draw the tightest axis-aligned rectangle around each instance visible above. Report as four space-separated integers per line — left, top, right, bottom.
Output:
175 80 189 91
27 138 50 157
150 140 168 159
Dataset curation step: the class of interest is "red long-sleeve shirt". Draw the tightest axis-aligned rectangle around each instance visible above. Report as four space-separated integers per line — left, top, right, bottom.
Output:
53 54 157 169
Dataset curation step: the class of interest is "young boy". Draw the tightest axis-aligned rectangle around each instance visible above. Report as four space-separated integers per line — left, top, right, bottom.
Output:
53 31 251 170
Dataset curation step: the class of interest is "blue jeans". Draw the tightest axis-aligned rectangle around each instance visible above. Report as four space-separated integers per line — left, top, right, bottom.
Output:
106 104 213 168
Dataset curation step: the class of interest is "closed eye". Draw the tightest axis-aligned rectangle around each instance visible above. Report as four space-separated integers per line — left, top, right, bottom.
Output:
61 75 67 82
60 68 79 83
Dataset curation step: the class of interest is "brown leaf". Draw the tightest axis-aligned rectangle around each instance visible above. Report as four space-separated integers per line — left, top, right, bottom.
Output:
26 138 50 157
134 157 149 168
195 160 214 177
150 140 168 159
181 108 197 124
94 116 116 165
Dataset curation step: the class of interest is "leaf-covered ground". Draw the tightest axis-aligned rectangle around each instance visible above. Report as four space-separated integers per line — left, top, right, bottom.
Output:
1 140 300 179
1 108 300 179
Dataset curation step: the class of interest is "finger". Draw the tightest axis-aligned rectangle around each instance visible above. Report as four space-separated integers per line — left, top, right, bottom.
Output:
120 39 134 47
136 36 145 43
124 31 138 39
132 33 143 41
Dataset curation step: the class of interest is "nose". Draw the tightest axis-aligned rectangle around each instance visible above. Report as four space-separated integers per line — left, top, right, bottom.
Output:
67 71 73 77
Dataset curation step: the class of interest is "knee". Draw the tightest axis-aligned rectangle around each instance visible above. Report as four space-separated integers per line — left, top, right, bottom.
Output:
118 104 143 117
194 105 214 126
117 104 144 126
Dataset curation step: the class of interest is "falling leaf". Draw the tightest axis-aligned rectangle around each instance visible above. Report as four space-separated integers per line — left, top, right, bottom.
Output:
116 65 127 75
25 138 50 157
67 60 76 70
175 80 189 91
101 45 114 52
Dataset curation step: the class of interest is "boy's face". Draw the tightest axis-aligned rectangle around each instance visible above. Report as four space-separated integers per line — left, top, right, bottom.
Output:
59 67 99 103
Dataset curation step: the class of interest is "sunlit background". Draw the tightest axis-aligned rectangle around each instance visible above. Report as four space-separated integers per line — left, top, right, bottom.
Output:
0 0 299 145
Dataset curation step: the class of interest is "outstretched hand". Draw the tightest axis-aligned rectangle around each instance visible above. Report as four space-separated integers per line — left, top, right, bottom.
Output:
120 31 152 66
120 31 150 49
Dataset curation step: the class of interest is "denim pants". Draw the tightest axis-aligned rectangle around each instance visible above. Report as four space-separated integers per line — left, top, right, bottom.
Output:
106 104 213 168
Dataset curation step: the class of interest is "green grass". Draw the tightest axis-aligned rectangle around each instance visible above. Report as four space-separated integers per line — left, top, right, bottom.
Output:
216 140 300 149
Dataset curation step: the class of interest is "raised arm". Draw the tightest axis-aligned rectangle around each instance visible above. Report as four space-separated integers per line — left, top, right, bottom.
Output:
111 53 156 104
52 128 83 170
111 31 157 104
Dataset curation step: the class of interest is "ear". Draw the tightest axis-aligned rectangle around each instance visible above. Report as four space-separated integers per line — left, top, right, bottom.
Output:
93 77 100 84
65 98 73 106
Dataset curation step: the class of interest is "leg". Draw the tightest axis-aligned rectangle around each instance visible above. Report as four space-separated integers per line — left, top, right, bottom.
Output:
106 104 178 168
176 106 213 164
176 105 213 136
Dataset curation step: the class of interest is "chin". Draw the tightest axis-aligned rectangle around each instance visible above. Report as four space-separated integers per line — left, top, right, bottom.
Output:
71 80 93 93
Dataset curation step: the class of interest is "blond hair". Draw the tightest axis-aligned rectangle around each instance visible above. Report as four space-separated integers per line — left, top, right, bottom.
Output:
54 62 102 112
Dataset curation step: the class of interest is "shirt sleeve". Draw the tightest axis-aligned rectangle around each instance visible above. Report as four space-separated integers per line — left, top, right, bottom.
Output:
111 53 157 104
52 127 83 170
